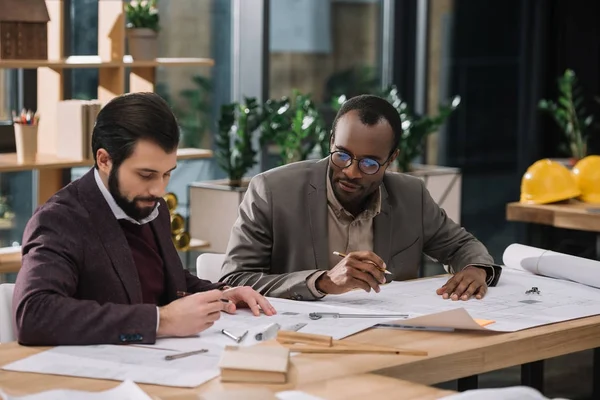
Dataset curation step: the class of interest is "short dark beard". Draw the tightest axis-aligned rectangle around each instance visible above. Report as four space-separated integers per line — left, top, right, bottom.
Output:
108 166 159 221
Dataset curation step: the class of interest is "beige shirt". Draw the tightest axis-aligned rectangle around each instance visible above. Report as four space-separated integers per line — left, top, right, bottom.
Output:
306 174 382 297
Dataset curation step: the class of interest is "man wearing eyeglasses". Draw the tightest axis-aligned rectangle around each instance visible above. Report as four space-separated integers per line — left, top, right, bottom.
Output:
220 94 501 301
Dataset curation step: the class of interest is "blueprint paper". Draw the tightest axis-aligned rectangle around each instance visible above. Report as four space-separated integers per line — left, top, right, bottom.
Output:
2 298 396 387
503 243 600 289
321 268 600 332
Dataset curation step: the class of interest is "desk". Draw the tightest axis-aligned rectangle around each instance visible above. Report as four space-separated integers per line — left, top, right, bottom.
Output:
506 200 600 258
0 344 454 400
2 315 600 398
506 200 600 395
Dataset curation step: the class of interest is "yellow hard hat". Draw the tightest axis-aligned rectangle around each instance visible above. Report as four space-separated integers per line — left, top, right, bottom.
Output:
572 155 600 204
520 159 581 204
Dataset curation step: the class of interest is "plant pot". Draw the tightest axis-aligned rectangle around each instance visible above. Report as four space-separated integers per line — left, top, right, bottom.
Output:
188 179 251 253
127 28 158 60
13 124 38 164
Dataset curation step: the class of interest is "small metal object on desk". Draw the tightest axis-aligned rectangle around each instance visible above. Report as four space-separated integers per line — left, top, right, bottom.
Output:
221 328 248 343
164 348 208 361
309 312 409 320
525 286 541 295
255 323 281 341
285 322 307 332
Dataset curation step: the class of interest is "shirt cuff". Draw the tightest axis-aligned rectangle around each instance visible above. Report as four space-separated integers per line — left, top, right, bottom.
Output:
466 264 497 286
306 271 327 298
156 306 160 333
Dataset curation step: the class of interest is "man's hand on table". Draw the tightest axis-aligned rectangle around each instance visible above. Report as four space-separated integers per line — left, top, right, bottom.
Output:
436 266 488 301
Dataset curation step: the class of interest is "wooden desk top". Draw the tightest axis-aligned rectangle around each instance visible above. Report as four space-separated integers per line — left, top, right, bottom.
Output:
2 314 600 396
506 200 600 233
0 367 454 400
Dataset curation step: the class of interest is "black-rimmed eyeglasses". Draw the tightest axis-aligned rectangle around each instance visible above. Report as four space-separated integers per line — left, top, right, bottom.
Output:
329 150 391 175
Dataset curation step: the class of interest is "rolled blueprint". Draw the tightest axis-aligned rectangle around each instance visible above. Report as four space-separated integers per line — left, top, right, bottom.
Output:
502 243 600 289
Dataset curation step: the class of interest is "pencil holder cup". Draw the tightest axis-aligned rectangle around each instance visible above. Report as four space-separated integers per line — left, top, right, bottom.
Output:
13 124 38 163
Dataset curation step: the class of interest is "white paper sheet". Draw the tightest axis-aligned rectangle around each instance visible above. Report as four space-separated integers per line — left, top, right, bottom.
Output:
0 380 151 400
276 391 325 400
440 385 569 400
146 297 399 352
321 268 600 332
2 298 396 387
503 243 600 289
2 344 221 388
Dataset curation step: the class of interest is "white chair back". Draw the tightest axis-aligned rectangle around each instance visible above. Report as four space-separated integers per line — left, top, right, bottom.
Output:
196 253 226 283
0 283 15 342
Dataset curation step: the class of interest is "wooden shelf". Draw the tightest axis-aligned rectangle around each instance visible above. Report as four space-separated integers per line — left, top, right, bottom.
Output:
0 148 213 173
0 247 21 275
0 237 210 274
0 55 214 70
187 238 210 252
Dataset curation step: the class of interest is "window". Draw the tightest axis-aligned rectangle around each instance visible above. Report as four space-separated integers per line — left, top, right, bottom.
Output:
265 0 384 168
0 70 34 282
67 0 233 270
269 0 383 104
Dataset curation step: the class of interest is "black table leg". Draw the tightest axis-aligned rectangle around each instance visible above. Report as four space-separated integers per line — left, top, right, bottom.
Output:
521 360 544 391
457 375 478 391
592 348 600 399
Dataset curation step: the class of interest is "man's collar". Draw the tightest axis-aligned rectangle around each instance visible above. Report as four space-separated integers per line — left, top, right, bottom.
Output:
325 167 382 220
93 168 160 225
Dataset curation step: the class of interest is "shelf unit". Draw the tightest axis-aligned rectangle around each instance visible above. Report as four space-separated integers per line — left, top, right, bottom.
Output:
0 0 213 273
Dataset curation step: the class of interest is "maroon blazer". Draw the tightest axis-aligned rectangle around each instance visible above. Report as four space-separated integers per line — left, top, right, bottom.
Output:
13 169 223 346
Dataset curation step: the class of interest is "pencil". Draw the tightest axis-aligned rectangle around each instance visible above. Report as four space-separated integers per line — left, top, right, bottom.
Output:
333 251 392 275
176 290 230 303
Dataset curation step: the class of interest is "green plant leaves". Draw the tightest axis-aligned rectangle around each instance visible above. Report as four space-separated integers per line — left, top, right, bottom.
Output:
538 69 593 159
214 98 265 184
125 0 160 32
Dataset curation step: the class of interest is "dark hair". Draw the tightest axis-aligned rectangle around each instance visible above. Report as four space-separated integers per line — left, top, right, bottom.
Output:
91 92 179 168
332 94 403 152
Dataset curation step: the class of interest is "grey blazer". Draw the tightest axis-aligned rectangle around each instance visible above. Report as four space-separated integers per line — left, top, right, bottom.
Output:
220 158 496 300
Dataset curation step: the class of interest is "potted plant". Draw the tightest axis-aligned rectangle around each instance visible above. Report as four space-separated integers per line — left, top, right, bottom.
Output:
157 75 212 148
125 0 159 61
539 69 594 166
260 90 327 166
188 98 264 253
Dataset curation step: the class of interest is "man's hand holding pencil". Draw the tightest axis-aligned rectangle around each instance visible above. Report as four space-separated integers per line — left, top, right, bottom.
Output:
315 251 390 295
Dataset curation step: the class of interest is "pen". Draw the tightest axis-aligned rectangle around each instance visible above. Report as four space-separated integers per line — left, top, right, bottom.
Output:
309 312 408 320
333 251 392 275
164 348 208 361
176 290 230 303
375 323 454 332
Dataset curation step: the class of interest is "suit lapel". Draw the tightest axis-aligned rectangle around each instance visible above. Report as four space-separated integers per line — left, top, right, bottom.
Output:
373 183 392 265
77 169 142 303
149 203 185 302
308 160 329 270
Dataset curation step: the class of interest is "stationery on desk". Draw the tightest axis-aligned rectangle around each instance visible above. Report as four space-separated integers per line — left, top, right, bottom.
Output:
333 251 392 275
275 330 428 356
12 109 40 126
